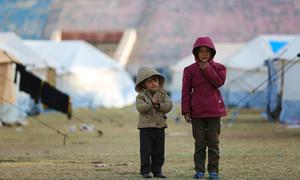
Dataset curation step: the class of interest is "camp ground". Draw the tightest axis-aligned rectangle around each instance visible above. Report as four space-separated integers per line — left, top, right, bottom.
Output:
25 40 136 108
1 1 300 179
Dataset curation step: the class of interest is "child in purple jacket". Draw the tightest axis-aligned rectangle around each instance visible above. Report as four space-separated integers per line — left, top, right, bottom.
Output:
181 37 227 180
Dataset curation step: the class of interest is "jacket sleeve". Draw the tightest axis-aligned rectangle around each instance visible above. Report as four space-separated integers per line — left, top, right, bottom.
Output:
181 67 192 115
158 93 173 113
201 62 226 88
136 94 153 114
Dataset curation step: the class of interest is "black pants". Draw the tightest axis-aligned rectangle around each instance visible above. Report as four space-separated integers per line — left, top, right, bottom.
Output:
191 117 221 173
139 128 165 175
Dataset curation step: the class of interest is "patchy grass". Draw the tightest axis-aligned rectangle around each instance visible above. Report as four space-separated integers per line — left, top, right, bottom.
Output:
0 105 300 179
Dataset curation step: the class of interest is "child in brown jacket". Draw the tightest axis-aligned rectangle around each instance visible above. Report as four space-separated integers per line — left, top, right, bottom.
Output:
135 67 173 178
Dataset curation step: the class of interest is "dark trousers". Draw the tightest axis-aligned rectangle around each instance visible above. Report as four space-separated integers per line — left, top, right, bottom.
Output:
191 117 221 173
139 128 165 175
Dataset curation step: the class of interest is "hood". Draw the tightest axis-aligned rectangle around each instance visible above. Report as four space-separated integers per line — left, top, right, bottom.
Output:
192 37 216 62
135 67 165 92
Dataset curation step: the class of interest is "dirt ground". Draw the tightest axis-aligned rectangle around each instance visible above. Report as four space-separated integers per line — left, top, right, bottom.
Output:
0 105 300 180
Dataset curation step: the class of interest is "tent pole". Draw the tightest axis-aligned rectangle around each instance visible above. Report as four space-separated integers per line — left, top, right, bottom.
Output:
279 60 285 108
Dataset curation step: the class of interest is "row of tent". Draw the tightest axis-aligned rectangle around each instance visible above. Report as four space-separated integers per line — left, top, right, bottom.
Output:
1 32 299 126
169 35 300 125
0 32 136 125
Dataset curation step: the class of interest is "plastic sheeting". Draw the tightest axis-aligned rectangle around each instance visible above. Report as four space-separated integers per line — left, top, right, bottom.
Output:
271 37 300 124
280 100 300 124
279 61 300 124
265 59 280 121
221 89 267 108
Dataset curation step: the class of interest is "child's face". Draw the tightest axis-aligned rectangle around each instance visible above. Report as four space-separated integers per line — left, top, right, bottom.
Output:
144 76 160 92
197 46 212 62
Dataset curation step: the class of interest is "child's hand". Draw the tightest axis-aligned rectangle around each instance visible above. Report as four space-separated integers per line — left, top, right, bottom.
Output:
153 103 160 110
197 61 208 69
184 113 191 123
152 93 159 104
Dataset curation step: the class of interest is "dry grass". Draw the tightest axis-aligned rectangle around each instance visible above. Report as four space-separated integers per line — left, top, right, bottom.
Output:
0 105 300 179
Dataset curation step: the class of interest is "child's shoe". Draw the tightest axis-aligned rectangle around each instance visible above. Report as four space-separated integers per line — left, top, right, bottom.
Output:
142 173 152 178
208 172 219 180
153 172 166 178
193 172 205 179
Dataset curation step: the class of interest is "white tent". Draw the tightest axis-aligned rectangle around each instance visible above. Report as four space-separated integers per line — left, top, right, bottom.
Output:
0 32 49 125
267 37 300 124
170 43 244 102
224 35 297 108
25 40 136 108
226 35 296 69
0 32 48 75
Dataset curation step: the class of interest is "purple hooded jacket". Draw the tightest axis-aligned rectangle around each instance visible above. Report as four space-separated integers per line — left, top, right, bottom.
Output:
181 37 227 118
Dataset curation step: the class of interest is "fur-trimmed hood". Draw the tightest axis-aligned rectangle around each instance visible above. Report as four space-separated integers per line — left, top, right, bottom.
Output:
135 67 164 92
